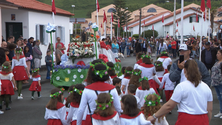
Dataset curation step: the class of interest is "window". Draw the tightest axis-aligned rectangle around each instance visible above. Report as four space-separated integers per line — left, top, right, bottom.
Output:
218 12 222 17
147 8 157 12
189 16 199 23
36 24 48 45
55 26 65 44
107 8 116 13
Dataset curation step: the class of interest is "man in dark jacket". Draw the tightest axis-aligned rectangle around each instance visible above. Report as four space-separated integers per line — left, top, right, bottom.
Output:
201 42 217 70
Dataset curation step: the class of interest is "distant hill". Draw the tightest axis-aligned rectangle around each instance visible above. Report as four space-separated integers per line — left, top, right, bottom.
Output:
37 0 222 18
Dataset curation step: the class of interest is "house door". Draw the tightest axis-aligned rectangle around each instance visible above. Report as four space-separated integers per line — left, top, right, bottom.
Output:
6 22 23 43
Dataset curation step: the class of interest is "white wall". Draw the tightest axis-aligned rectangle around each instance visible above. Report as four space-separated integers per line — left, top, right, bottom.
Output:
1 8 29 39
28 11 70 65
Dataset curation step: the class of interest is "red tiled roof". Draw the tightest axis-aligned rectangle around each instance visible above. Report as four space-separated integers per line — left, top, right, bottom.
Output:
143 7 201 27
7 0 73 16
123 14 154 27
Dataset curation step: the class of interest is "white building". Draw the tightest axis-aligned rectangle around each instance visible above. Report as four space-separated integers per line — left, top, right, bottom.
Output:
0 0 73 65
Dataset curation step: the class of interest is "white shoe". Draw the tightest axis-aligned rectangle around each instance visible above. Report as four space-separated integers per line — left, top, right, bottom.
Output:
20 94 23 97
220 116 222 119
214 112 222 118
0 110 4 114
31 97 34 100
17 96 23 99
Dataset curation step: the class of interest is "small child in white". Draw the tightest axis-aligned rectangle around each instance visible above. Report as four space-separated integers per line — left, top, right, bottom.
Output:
121 66 133 95
159 65 175 103
29 68 41 100
92 93 120 125
127 84 141 109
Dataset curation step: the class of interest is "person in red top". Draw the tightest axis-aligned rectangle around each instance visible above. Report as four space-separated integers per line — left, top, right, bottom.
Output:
56 37 66 54
171 38 177 58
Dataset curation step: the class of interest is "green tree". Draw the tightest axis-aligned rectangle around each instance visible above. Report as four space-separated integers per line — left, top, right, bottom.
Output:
142 30 158 38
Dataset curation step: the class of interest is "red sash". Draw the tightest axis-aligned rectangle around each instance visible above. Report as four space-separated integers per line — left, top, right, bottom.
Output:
92 111 117 120
85 81 115 91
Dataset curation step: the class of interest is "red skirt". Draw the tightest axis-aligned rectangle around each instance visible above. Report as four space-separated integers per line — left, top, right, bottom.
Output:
47 119 62 125
149 79 159 95
71 115 92 125
13 66 29 81
1 80 14 95
175 112 209 125
154 77 163 89
164 69 168 74
29 81 41 92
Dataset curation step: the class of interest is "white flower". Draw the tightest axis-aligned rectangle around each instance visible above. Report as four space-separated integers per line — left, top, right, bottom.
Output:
67 69 71 74
73 75 77 79
78 68 82 72
92 23 98 29
56 76 60 80
149 102 152 105
72 79 75 82
80 74 84 79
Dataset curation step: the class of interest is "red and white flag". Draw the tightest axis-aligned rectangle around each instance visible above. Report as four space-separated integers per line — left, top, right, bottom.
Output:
143 20 145 26
193 25 195 31
203 11 206 21
196 13 198 22
103 10 107 23
152 24 154 30
118 19 120 28
162 15 164 23
96 0 100 12
111 12 113 22
201 0 205 12
52 0 56 14
207 0 211 9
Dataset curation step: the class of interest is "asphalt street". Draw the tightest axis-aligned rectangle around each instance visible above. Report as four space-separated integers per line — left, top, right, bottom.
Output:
0 55 221 125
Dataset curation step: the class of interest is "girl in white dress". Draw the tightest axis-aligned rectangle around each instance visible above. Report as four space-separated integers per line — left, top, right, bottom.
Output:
121 66 133 94
92 93 120 125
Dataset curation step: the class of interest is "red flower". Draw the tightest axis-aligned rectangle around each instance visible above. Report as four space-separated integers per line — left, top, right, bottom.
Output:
156 102 158 105
80 91 82 94
99 105 102 107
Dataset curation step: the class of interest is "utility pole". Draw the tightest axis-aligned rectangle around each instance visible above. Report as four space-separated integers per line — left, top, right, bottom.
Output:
139 8 142 38
173 0 176 39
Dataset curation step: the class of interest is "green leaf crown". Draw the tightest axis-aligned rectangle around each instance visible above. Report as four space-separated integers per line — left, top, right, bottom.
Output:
96 94 113 110
144 94 161 106
90 62 108 78
68 87 83 95
139 77 148 82
133 70 142 76
50 88 65 99
142 55 151 59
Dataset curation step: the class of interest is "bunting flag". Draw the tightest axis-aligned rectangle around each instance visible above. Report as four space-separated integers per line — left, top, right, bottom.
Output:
152 24 154 30
111 12 113 22
127 27 129 30
103 10 107 23
201 0 205 12
162 15 164 23
203 11 206 21
196 13 198 22
177 21 178 27
52 0 56 14
207 0 211 9
143 20 145 26
118 19 120 28
96 0 100 12
193 25 195 31
101 23 102 28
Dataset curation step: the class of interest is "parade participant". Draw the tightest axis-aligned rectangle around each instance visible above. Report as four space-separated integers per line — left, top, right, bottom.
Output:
137 55 158 93
113 77 121 87
29 68 41 100
159 65 175 106
77 62 121 125
154 61 165 89
118 66 126 79
92 93 120 125
120 95 152 125
44 88 68 125
121 66 133 94
169 44 211 86
135 77 156 109
142 94 169 125
211 49 222 118
107 62 117 79
148 60 213 125
129 69 142 88
159 39 168 53
157 51 172 73
0 62 17 111
66 84 89 125
12 48 29 99
24 46 32 77
128 84 141 109
133 52 143 69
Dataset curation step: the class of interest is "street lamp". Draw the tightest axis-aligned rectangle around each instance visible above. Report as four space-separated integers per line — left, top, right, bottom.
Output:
71 5 76 35
125 7 128 38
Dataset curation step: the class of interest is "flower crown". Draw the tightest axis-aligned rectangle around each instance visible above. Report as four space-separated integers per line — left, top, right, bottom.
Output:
142 55 151 59
154 62 162 67
32 68 39 73
144 94 161 106
133 70 141 76
125 69 132 74
161 51 168 54
50 88 65 99
90 62 108 78
96 94 113 110
2 64 8 69
68 87 83 95
16 48 23 54
139 77 148 82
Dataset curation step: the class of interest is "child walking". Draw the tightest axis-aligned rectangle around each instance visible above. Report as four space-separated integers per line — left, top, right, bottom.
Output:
92 93 120 125
142 94 169 125
127 84 141 109
0 61 17 111
129 69 142 88
121 66 133 95
136 77 156 109
29 68 41 100
44 88 67 125
120 95 151 125
12 48 29 99
134 52 143 69
159 65 175 103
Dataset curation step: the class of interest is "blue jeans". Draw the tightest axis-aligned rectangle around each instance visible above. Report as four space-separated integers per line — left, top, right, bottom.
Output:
46 65 52 79
156 47 159 55
121 47 125 54
214 85 222 113
172 49 176 58
127 47 130 56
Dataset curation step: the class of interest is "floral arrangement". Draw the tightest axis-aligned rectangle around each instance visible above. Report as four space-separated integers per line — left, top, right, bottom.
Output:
50 88 65 99
53 65 90 72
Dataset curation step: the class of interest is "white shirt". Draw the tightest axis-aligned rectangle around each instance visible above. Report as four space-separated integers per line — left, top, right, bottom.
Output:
156 71 165 78
171 80 213 114
77 88 121 125
118 74 124 79
121 78 130 94
159 43 168 51
133 95 141 109
135 88 156 109
154 116 169 125
120 113 151 125
32 76 41 81
134 63 139 70
157 57 172 69
66 104 88 124
137 65 156 80
92 112 120 125
0 73 13 81
160 73 175 90
12 57 27 69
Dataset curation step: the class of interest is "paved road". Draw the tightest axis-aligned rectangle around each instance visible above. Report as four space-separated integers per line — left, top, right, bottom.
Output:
0 55 221 125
